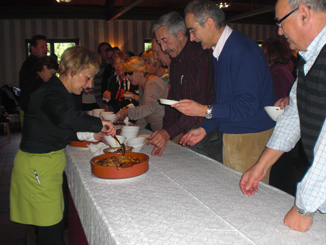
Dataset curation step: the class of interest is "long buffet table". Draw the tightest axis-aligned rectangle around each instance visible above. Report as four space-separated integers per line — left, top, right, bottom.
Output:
65 129 326 245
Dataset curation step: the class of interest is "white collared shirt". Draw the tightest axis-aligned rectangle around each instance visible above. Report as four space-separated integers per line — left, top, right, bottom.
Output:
212 25 233 60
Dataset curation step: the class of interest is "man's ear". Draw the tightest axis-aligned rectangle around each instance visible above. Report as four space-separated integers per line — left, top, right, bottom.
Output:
30 45 36 54
177 30 184 40
299 4 311 25
205 17 215 30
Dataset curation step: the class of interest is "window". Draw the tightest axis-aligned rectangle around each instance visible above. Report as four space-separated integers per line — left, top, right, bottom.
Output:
25 38 79 62
144 38 152 51
256 41 263 48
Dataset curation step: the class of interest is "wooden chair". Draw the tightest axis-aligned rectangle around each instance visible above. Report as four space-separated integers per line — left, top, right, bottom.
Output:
0 121 10 140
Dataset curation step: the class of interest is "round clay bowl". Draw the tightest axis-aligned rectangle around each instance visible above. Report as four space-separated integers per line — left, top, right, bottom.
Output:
70 141 99 147
103 146 133 154
90 152 149 179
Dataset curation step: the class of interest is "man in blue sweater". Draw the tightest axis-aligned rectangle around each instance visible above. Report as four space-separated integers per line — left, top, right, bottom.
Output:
174 0 275 182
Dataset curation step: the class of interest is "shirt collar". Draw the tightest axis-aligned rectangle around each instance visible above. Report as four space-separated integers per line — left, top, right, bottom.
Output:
299 26 326 63
212 25 233 60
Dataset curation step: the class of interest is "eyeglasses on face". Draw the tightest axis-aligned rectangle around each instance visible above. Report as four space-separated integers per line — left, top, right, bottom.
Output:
124 71 133 76
187 18 207 35
275 7 299 28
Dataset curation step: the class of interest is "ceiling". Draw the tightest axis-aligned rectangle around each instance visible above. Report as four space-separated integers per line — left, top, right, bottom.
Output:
0 0 277 25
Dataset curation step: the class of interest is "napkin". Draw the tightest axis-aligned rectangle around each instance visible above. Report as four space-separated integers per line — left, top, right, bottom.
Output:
87 142 108 156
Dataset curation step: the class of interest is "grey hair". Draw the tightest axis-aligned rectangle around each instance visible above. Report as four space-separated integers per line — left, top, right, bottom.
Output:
184 0 226 28
288 0 326 11
152 11 187 37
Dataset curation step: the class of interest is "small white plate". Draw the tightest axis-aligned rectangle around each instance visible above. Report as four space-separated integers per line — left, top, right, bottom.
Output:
123 93 134 98
159 98 179 105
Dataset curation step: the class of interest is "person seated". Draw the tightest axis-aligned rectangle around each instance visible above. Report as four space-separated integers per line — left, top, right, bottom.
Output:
115 56 168 131
262 38 295 100
103 51 138 113
141 49 170 84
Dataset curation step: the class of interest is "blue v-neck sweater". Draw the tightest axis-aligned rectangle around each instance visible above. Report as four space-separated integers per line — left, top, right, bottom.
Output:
201 30 275 134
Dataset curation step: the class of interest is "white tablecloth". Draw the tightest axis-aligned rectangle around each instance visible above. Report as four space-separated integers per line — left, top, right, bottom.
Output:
65 130 326 245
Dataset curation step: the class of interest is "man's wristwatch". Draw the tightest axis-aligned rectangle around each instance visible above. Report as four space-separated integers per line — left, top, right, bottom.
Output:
205 105 213 119
296 207 315 217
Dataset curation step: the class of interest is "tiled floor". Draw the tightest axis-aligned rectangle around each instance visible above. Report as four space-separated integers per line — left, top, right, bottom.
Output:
0 131 31 244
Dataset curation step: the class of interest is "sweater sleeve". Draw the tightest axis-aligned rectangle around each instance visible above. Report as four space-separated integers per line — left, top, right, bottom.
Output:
128 77 167 120
42 89 103 133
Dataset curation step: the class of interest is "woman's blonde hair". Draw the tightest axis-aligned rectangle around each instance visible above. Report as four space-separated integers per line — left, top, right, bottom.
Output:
123 56 150 75
141 49 160 69
58 46 100 76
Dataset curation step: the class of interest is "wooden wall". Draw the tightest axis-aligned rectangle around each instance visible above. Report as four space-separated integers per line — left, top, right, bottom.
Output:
0 18 278 87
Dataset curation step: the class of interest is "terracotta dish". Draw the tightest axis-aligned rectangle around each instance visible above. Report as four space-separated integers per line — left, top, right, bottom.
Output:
70 141 99 147
103 146 133 154
90 152 149 179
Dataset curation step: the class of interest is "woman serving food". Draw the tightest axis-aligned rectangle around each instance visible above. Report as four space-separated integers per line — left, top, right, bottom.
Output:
10 46 115 244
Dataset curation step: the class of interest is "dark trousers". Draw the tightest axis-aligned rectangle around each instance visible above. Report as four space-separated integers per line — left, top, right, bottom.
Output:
270 139 309 196
189 129 223 163
35 219 65 245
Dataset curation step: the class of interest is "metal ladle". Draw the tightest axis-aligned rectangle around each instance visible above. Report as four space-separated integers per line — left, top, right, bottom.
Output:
113 135 126 156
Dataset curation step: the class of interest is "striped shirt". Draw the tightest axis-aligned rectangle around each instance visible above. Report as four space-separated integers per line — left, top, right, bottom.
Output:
163 39 215 138
266 26 326 213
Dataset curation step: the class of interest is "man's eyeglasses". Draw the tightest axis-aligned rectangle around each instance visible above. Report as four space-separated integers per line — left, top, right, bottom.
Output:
187 18 207 35
275 7 299 28
124 71 134 76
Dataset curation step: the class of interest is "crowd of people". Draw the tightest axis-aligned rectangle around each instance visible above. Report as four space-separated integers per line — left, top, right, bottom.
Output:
8 0 326 243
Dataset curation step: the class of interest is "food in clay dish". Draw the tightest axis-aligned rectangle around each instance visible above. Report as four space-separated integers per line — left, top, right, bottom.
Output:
94 155 141 168
90 152 149 179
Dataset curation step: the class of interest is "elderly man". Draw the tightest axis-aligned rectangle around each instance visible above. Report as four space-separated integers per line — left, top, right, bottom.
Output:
151 37 171 68
240 0 326 232
176 0 275 180
147 11 215 156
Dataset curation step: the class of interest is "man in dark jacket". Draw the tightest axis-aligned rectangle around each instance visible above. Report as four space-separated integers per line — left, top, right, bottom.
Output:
19 34 48 111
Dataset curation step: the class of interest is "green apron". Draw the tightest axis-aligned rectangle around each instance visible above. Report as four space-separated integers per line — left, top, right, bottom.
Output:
10 149 66 226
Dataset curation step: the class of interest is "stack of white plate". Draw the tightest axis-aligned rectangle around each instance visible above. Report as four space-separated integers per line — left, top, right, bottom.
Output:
120 125 140 141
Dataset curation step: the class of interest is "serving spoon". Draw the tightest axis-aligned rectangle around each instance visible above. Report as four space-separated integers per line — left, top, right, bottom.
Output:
103 125 126 156
113 135 126 156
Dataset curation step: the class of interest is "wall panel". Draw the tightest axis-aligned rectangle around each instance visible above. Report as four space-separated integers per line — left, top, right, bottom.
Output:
0 18 277 87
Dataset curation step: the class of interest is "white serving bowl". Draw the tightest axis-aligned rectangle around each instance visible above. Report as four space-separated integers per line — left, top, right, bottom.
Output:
86 110 93 116
121 125 140 133
101 112 117 122
100 111 114 116
120 132 138 142
104 135 126 147
126 137 146 146
92 109 105 117
264 106 284 121
130 143 145 152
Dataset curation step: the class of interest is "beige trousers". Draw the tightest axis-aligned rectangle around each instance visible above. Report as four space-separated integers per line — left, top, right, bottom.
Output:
171 133 184 144
223 128 274 184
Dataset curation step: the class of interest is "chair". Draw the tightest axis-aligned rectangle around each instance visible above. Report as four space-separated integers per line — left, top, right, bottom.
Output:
0 121 10 140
